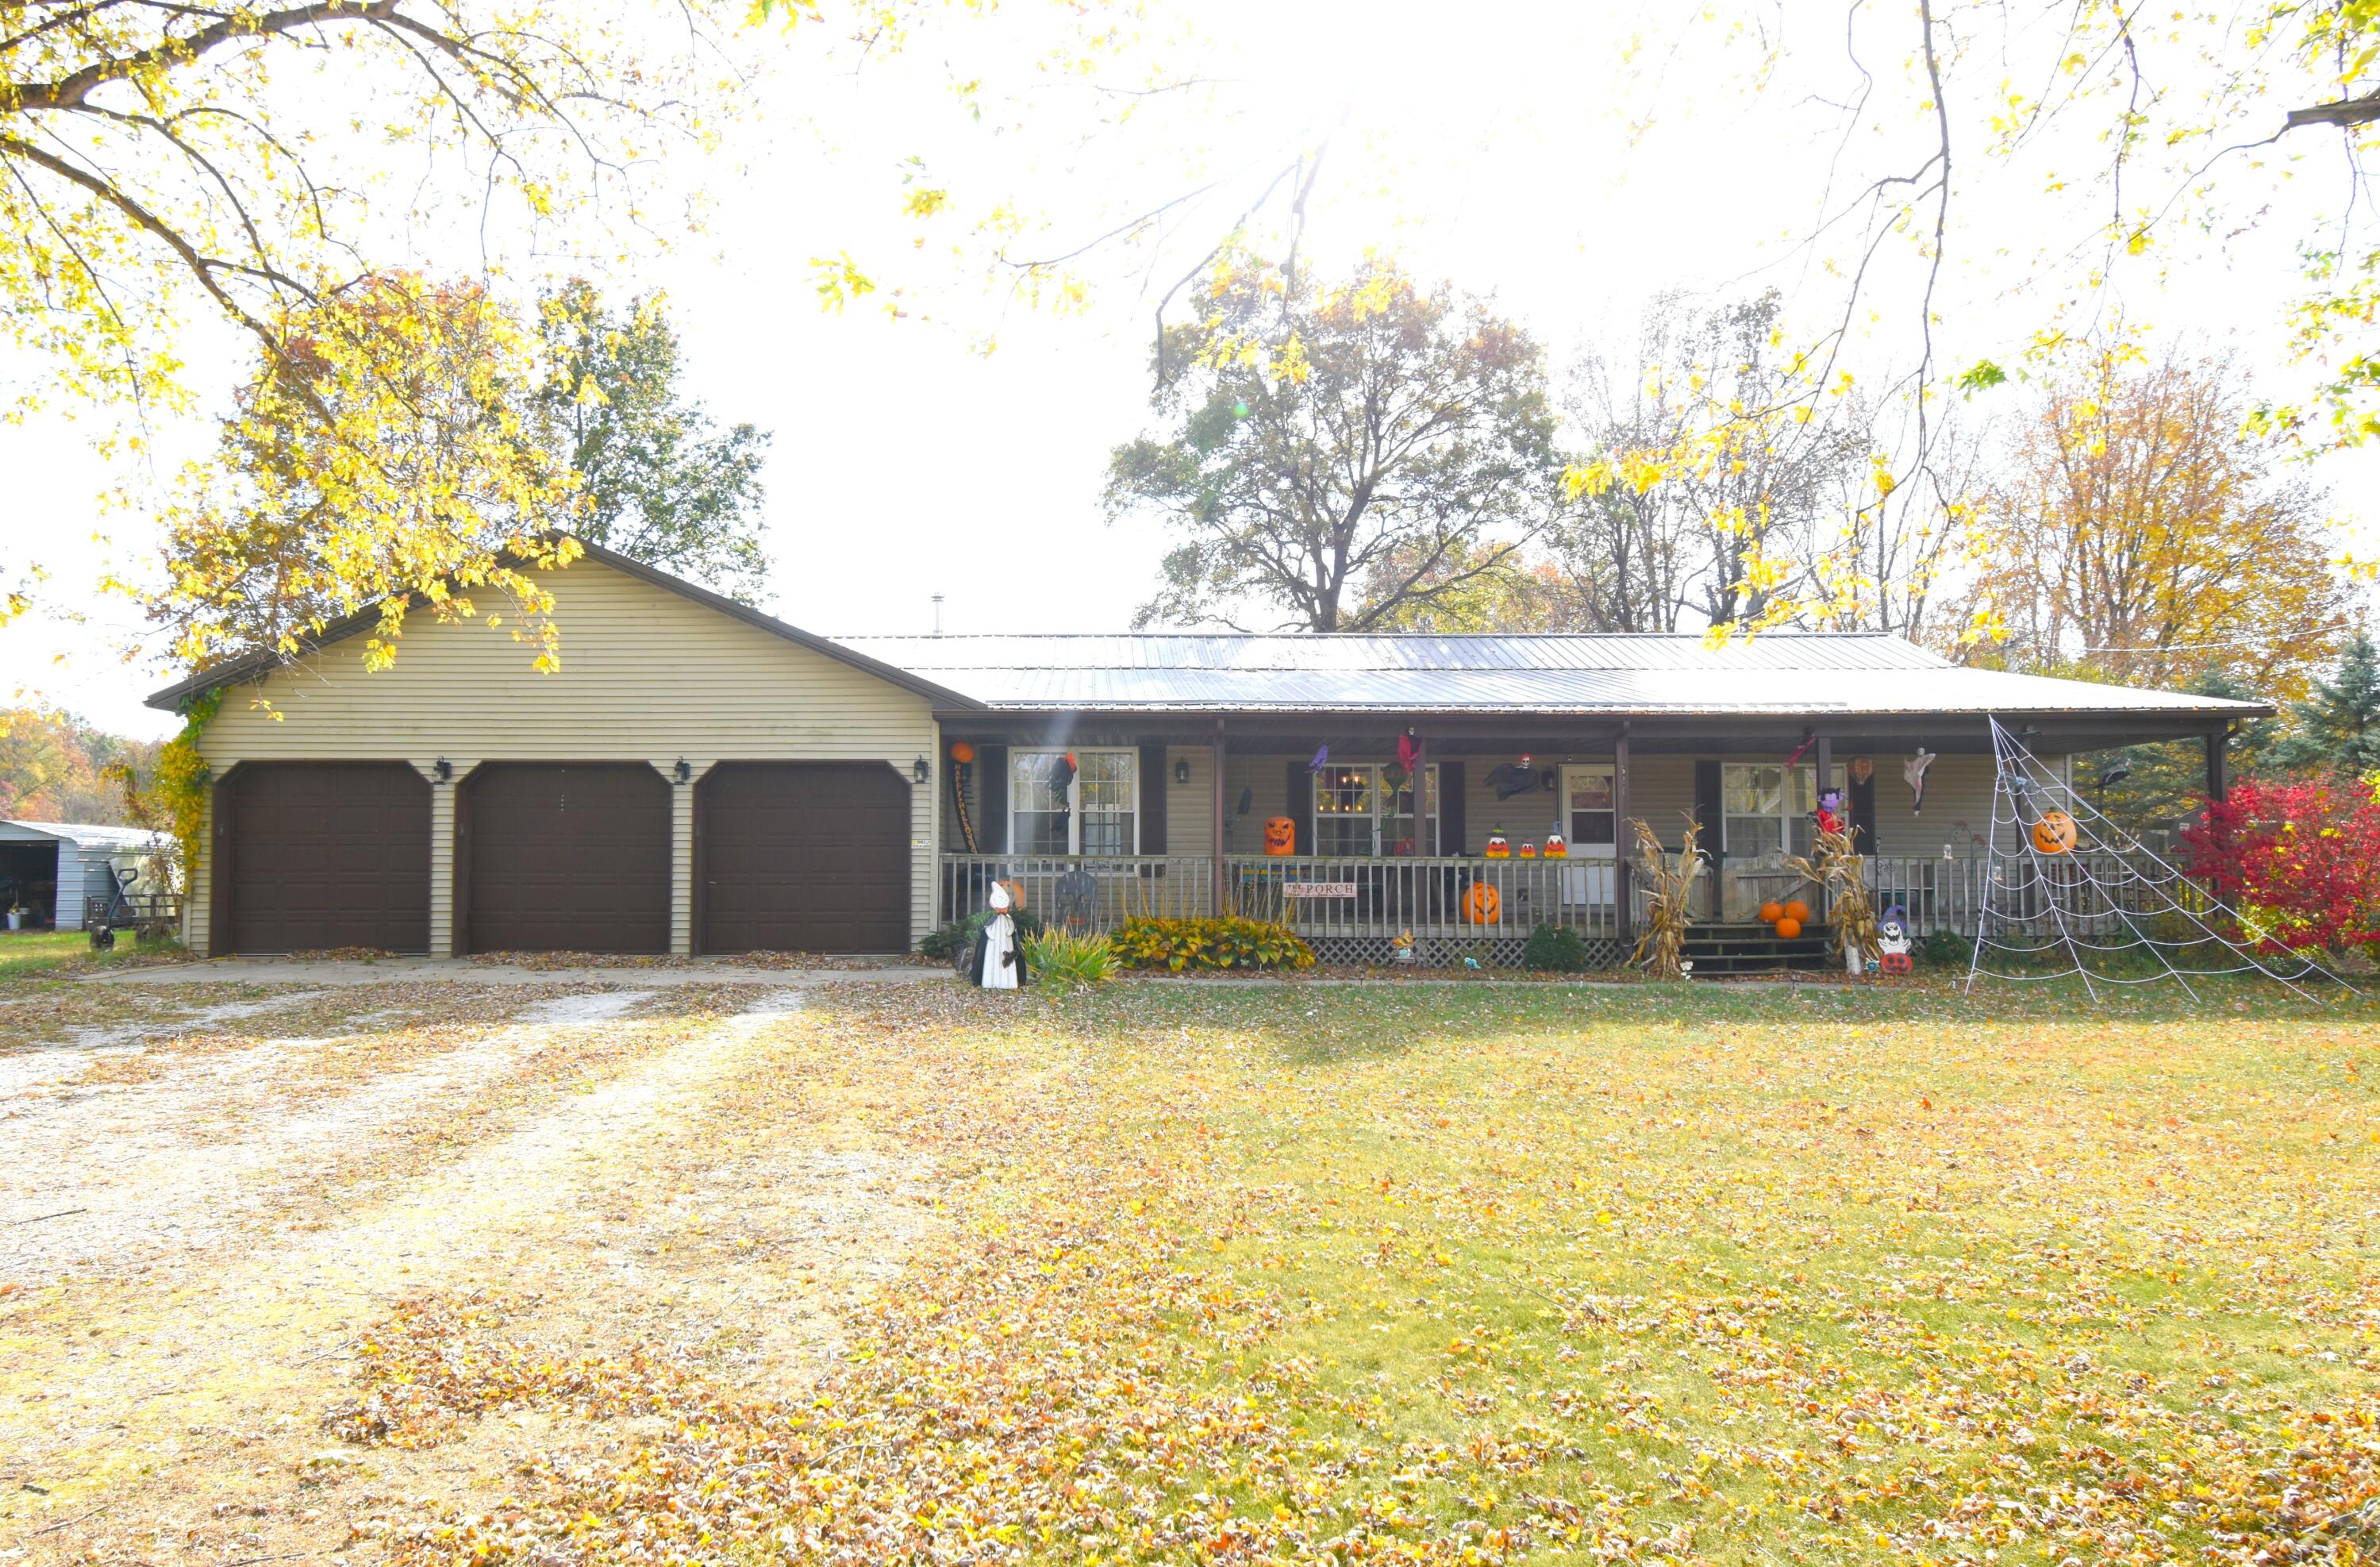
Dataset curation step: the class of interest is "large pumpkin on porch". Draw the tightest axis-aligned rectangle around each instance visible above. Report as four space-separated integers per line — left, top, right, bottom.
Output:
1759 900 1785 924
1263 816 1296 856
1463 880 1501 926
1774 916 1802 940
1782 899 1810 925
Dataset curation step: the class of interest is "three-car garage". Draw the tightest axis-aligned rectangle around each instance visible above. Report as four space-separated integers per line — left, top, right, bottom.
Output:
206 756 916 957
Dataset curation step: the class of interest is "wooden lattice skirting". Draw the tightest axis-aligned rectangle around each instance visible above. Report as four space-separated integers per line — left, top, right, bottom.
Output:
1308 934 1630 971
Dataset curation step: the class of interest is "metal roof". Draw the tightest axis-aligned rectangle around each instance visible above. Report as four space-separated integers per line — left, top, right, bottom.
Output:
2 820 170 850
832 633 2270 718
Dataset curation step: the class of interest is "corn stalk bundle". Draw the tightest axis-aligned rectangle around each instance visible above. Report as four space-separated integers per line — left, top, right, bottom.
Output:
1782 826 1880 967
1629 816 1703 980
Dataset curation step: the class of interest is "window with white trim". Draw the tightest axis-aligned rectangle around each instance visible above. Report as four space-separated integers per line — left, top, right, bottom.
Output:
1722 761 1847 861
1312 764 1438 856
1011 749 1137 856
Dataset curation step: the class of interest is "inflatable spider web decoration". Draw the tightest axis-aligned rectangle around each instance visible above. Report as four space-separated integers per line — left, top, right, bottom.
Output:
1963 718 2358 1002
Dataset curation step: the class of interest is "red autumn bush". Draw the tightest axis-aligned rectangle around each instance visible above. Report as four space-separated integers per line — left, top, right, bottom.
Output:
2179 774 2380 953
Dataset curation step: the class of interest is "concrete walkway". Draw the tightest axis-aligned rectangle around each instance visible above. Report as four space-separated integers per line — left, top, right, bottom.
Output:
87 955 951 987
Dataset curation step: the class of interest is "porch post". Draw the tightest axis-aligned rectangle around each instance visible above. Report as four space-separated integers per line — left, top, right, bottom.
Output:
1812 733 1832 923
1613 726 1632 947
1210 718 1227 916
2205 727 2228 803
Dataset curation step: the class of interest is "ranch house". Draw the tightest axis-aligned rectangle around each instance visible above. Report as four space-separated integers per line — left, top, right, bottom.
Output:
148 544 2262 966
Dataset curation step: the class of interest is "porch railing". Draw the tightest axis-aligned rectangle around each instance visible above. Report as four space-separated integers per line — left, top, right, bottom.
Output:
1624 850 2200 940
937 853 1620 939
938 854 1212 934
1224 855 1620 940
940 850 2206 945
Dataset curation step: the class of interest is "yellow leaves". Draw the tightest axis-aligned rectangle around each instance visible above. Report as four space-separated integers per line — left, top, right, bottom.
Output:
901 188 950 220
808 252 877 314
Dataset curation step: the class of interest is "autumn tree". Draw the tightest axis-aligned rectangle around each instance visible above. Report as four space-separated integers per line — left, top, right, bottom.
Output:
0 708 160 823
535 282 772 602
1959 347 2349 699
1107 254 1559 633
0 2 748 656
157 275 579 673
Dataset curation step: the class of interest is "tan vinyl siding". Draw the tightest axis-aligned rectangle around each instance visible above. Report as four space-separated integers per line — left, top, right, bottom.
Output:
193 559 939 954
1164 745 1215 860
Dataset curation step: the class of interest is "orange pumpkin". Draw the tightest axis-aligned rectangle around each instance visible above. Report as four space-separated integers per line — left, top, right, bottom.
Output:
1758 900 1785 924
1484 829 1511 860
948 741 977 764
1263 816 1296 857
2031 810 2077 855
1783 899 1811 924
1774 916 1802 940
1463 880 1501 925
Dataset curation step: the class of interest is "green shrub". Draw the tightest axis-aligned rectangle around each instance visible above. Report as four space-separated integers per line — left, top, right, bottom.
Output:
1110 915 1317 972
921 906 1044 964
1025 929 1114 986
1519 922 1590 972
1920 927 1971 968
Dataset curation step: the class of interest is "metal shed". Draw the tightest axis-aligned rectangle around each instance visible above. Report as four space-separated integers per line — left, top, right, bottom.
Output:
0 820 171 931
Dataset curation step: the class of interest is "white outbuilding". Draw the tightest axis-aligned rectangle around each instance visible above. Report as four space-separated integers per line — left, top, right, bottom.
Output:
0 821 173 931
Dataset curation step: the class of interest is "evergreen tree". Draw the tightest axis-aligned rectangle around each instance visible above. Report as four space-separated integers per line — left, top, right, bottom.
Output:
2097 666 2282 836
538 281 772 602
2278 630 2380 775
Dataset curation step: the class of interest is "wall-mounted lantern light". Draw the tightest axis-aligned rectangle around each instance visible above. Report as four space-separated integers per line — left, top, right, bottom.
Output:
433 757 453 781
912 757 931 784
672 757 692 784
1175 757 1191 785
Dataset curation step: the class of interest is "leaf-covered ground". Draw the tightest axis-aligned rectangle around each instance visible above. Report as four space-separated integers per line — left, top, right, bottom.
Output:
5 974 2378 1565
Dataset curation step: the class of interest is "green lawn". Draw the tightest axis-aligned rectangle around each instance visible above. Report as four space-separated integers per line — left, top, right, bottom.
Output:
342 976 2380 1565
0 928 178 979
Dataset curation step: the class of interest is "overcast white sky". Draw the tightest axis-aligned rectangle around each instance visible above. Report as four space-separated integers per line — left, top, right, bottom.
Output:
5 0 2373 738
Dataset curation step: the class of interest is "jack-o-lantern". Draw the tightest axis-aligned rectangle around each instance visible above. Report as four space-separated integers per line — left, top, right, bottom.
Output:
1518 840 1539 859
2031 810 2078 855
1463 880 1501 925
1759 899 1785 924
948 741 977 764
1484 829 1511 860
1774 915 1802 940
1263 816 1297 857
1544 830 1567 859
1783 899 1810 925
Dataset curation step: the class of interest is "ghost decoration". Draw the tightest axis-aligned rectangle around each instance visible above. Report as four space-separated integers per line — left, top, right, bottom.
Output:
968 880 1030 990
1876 906 1914 976
1905 748 1937 814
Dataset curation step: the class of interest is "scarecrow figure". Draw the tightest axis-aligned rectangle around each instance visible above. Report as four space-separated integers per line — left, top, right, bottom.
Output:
969 881 1030 990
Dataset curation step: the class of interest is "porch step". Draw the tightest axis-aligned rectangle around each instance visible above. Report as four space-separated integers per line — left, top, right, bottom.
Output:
1682 920 1836 976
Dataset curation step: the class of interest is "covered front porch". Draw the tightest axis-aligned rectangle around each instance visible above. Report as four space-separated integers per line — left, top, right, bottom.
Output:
932 709 2232 965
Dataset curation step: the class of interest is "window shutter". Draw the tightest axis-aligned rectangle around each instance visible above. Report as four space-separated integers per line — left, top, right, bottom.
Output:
1286 759 1313 856
1138 743 1167 855
978 745 1009 853
1438 760 1466 855
1693 759 1723 872
1847 768 1878 856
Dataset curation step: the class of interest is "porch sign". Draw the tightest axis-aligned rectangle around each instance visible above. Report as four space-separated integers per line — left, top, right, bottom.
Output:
1282 880 1358 899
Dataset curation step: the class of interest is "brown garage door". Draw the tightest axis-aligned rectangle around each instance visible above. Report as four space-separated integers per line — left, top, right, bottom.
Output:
219 763 431 955
463 764 670 953
698 762 910 954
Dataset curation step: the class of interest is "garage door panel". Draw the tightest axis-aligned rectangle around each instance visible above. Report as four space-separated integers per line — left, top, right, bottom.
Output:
225 763 431 955
465 764 671 954
699 763 909 954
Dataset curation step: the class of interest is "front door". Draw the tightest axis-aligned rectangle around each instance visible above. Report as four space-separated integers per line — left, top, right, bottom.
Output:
1558 764 1619 912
